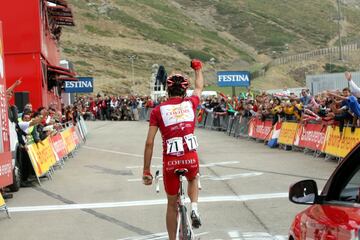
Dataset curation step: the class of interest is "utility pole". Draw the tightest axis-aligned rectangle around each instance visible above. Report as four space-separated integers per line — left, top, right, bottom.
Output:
336 0 344 60
128 55 137 94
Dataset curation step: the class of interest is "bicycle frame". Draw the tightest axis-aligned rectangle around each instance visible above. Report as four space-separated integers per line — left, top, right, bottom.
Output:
176 173 194 240
155 169 200 240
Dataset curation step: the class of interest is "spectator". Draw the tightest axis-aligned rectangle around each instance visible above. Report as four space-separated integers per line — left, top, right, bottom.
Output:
345 72 360 98
130 98 139 121
300 89 312 107
333 88 353 134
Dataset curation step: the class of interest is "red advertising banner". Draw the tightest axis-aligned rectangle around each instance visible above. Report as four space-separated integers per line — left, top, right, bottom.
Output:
294 123 327 151
61 128 76 153
0 151 12 187
0 22 12 188
248 118 272 140
71 127 80 145
50 134 68 160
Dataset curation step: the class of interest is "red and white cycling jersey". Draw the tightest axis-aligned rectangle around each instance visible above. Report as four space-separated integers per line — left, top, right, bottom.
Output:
149 95 200 195
149 95 200 156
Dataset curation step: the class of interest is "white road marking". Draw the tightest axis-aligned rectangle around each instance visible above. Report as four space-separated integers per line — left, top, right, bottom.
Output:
207 172 263 180
118 232 167 240
127 164 163 170
228 231 287 240
274 236 287 240
128 178 147 182
8 193 287 213
126 161 240 169
127 172 263 182
83 146 162 159
118 231 209 240
229 230 241 238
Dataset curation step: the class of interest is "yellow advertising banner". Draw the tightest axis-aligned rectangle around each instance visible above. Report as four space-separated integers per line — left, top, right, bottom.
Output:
0 192 5 207
0 191 10 218
27 138 57 177
61 128 76 153
324 126 360 158
278 122 299 145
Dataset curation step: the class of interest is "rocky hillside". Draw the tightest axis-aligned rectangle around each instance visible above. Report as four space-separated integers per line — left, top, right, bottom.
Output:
60 0 360 94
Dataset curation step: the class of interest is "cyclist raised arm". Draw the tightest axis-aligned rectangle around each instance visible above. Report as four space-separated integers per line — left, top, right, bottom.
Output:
143 59 204 240
191 60 204 98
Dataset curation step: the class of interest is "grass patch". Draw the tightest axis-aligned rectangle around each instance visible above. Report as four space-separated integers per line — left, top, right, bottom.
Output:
82 12 98 20
74 60 93 67
84 25 114 37
135 0 175 14
324 63 356 73
182 50 213 62
104 70 123 78
106 7 190 45
204 85 249 96
63 47 75 54
214 0 337 53
68 0 88 9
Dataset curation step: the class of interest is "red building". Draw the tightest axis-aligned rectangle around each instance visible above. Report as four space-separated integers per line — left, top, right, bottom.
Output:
0 22 12 188
0 0 76 110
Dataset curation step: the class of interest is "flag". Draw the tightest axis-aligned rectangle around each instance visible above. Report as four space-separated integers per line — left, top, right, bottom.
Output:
197 109 204 123
218 92 227 99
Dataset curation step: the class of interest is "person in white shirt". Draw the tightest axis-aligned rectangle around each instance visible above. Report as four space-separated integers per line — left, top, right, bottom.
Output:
18 112 43 142
345 72 360 98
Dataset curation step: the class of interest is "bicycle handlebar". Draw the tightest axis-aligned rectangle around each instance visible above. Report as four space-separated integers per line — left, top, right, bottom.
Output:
155 170 160 193
197 173 202 190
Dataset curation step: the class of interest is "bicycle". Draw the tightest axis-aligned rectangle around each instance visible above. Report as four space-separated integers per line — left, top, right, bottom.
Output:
155 169 202 240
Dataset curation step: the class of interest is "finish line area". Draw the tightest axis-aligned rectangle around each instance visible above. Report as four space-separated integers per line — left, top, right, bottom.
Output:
0 121 336 240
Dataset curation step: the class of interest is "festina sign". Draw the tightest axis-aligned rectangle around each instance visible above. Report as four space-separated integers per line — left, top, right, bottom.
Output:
217 71 250 87
64 77 94 93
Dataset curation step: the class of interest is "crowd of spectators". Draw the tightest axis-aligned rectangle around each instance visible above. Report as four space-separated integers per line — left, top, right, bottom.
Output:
71 71 360 138
8 71 355 144
73 94 168 121
5 80 83 187
199 72 360 135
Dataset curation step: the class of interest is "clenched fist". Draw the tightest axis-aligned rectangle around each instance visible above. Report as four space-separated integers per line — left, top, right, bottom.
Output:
191 59 203 71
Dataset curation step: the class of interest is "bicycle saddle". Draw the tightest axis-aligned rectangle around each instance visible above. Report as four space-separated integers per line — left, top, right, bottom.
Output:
174 168 188 176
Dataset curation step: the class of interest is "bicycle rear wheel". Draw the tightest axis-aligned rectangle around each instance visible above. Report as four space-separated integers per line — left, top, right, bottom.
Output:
179 205 192 240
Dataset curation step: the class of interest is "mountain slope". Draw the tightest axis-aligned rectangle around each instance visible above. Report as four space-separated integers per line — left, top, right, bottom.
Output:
61 0 360 94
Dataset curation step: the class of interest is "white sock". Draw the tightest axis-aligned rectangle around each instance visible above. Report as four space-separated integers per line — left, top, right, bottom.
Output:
191 202 199 214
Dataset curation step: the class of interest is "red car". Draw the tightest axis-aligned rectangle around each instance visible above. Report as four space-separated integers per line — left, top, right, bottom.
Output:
289 145 360 240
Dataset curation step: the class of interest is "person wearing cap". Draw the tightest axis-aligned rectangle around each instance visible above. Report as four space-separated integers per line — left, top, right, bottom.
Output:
142 59 204 240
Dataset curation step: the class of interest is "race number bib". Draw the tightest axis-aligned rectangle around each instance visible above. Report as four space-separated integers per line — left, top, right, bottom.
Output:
166 137 184 155
184 134 198 151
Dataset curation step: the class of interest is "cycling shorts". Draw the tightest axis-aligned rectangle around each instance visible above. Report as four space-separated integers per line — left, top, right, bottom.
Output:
163 151 199 196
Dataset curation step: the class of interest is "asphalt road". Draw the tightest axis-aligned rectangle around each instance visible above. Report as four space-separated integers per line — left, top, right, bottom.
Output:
0 121 337 240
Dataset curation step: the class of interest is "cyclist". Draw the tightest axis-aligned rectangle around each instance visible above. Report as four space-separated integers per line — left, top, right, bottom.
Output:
143 59 204 240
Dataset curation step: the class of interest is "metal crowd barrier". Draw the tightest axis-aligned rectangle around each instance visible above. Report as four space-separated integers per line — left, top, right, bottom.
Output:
204 112 214 130
226 115 236 135
139 107 146 121
235 117 250 138
139 108 154 121
200 112 234 132
212 114 222 131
